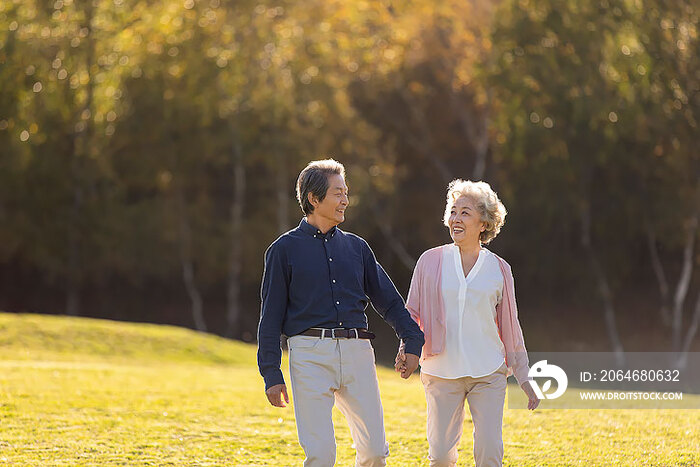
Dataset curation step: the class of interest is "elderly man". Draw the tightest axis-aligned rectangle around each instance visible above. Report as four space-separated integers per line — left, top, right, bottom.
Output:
257 159 424 467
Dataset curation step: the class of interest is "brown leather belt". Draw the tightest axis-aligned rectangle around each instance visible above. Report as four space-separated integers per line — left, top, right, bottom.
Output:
297 328 376 339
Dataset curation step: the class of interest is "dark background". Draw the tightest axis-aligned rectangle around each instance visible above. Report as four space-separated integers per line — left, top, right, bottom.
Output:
1 0 698 364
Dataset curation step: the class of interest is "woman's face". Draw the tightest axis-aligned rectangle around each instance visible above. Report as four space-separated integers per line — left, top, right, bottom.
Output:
448 196 485 244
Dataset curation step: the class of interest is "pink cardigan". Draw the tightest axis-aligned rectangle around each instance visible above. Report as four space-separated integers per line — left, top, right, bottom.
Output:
405 244 531 385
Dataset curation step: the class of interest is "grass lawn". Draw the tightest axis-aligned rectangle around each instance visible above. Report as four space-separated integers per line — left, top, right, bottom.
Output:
0 312 698 466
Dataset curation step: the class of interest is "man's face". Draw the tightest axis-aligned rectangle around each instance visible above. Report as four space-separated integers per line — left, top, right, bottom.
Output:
310 174 349 226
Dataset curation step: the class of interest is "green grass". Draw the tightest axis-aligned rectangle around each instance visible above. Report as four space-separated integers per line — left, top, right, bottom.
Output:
0 312 698 466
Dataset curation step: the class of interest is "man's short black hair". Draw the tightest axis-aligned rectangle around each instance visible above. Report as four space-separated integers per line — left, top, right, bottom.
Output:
296 159 346 215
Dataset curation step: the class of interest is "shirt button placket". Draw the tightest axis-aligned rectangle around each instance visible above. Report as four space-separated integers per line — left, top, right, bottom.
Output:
324 238 340 325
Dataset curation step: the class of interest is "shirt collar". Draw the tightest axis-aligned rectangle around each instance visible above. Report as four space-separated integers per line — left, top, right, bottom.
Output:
299 218 338 238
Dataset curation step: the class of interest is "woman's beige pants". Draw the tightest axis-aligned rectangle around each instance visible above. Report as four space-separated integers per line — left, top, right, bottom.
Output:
421 364 508 467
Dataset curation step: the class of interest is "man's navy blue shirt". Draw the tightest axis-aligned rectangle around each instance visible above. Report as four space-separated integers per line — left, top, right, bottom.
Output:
257 218 425 389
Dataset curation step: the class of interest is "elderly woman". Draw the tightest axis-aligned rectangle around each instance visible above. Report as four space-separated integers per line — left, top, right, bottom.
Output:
396 179 539 467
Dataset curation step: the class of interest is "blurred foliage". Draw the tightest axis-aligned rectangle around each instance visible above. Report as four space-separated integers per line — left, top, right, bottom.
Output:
0 0 697 345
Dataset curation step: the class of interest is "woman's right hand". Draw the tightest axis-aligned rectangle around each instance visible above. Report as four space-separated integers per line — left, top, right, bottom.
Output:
395 344 406 373
521 381 540 410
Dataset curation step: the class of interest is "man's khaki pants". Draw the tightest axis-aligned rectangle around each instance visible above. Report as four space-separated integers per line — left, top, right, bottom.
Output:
420 364 508 467
288 335 389 467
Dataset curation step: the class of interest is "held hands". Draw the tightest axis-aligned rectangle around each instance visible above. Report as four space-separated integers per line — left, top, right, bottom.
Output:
265 384 289 407
394 345 419 379
520 381 540 410
398 343 539 409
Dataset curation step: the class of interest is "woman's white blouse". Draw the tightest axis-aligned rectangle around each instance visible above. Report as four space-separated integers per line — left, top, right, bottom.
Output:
420 244 506 379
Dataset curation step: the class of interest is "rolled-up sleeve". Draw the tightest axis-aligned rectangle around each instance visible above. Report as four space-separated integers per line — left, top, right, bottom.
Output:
257 241 289 390
361 240 425 357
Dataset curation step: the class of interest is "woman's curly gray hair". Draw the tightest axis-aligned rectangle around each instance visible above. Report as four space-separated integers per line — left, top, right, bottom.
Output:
443 179 507 244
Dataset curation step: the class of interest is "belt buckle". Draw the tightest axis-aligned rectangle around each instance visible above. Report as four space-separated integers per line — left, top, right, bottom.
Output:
330 328 345 339
320 328 356 339
319 328 338 339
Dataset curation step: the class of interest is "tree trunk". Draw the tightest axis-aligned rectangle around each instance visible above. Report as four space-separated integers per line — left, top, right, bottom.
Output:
66 1 96 316
671 214 697 352
66 127 82 316
644 219 672 326
369 201 416 271
470 113 488 181
677 291 700 368
178 190 207 332
66 186 81 316
447 88 490 181
580 201 625 364
396 86 452 184
275 147 290 233
226 132 245 338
